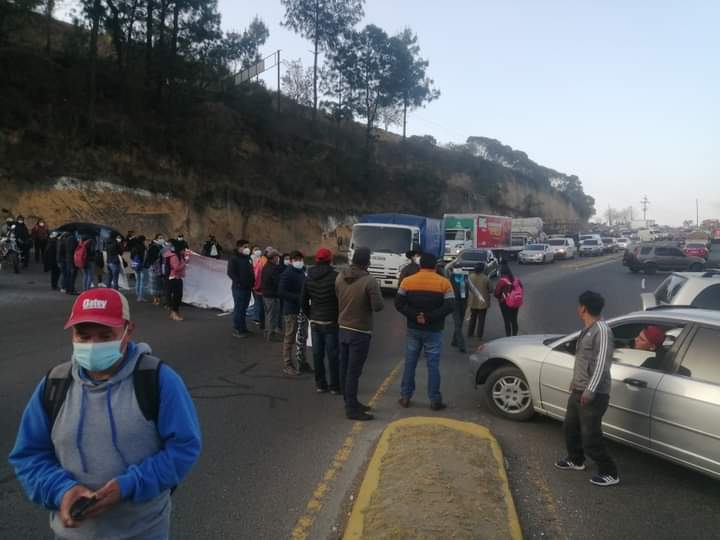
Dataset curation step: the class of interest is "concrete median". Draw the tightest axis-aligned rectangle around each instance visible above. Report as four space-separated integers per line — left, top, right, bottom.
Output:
343 417 522 540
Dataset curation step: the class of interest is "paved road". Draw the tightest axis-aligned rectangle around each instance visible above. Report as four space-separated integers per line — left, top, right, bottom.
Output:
1 253 718 539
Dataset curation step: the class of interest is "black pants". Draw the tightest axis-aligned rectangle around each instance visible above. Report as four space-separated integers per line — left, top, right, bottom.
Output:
451 298 467 351
312 323 340 391
63 262 77 293
564 392 617 476
50 264 61 290
468 309 488 339
35 239 47 265
168 278 183 311
500 303 519 336
338 329 371 415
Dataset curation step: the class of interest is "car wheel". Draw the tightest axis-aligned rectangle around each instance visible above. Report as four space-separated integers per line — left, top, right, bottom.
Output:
484 366 535 421
644 262 657 275
690 263 704 272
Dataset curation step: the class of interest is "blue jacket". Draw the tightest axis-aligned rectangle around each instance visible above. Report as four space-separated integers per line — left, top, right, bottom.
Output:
8 342 202 539
278 267 306 316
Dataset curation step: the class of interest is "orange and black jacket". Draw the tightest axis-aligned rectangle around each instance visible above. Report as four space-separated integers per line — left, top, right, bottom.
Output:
395 269 455 332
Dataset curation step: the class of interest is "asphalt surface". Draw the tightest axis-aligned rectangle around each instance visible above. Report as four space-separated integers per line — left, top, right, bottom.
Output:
1 251 719 539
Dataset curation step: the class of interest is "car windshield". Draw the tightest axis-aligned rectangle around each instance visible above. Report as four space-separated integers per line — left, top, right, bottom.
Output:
351 225 412 254
445 229 465 241
459 250 488 261
526 244 545 251
602 238 613 244
582 240 599 246
654 274 688 304
548 239 566 246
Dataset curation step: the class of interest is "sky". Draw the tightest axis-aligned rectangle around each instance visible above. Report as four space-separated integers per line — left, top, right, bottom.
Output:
217 0 719 226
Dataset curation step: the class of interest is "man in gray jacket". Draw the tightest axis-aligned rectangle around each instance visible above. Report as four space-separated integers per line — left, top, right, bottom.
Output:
555 290 619 486
335 247 384 421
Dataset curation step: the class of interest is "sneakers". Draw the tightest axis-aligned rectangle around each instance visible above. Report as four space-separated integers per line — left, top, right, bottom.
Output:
316 387 328 394
169 310 184 321
554 458 586 471
430 401 447 411
233 330 249 339
590 474 620 487
358 403 372 413
283 366 300 376
329 389 341 396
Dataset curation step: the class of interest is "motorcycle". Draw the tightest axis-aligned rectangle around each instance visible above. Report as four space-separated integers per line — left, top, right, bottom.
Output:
0 233 22 273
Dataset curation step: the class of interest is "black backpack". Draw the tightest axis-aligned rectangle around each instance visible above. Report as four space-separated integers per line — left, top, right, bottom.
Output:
42 354 163 427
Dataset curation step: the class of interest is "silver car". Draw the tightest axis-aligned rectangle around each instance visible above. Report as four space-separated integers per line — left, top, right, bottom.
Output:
642 271 720 310
469 308 720 480
579 239 604 257
518 243 555 264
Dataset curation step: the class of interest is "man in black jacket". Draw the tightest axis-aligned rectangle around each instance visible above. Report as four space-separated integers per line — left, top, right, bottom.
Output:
278 250 308 375
14 215 31 268
63 232 79 294
301 248 340 393
45 231 61 290
227 240 255 338
261 250 283 341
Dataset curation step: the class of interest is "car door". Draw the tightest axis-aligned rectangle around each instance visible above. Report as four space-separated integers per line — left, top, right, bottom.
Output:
665 247 688 270
651 326 720 477
653 246 671 269
538 334 578 420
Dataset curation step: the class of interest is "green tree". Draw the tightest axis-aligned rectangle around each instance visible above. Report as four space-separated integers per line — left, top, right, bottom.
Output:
0 0 43 43
282 58 313 107
387 28 439 140
280 0 364 120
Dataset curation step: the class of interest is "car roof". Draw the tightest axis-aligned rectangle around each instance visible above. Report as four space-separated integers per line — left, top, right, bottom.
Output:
617 308 720 326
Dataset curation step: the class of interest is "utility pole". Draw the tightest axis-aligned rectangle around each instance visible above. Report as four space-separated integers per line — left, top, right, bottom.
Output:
640 195 650 221
277 49 281 111
696 198 699 228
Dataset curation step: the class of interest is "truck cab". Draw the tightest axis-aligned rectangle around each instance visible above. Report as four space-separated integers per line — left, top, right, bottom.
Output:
350 223 420 290
444 228 473 261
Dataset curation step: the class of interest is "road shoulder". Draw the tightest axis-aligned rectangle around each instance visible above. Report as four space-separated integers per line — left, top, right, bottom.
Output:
343 416 522 540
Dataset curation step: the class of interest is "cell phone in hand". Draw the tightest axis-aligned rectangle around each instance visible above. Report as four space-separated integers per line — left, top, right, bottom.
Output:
70 495 97 520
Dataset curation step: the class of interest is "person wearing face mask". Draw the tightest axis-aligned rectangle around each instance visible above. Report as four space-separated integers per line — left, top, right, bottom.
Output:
251 246 268 330
62 231 80 295
1 216 14 237
32 218 50 267
260 250 284 341
227 240 255 338
449 267 469 353
278 251 308 375
8 288 202 539
162 241 188 321
14 215 31 268
175 234 188 253
145 234 166 306
399 250 420 285
105 235 124 290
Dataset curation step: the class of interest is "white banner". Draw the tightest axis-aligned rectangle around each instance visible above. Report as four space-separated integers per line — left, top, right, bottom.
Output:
183 252 236 311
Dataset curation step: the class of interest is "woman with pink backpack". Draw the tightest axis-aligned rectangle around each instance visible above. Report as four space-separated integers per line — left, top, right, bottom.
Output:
494 262 524 336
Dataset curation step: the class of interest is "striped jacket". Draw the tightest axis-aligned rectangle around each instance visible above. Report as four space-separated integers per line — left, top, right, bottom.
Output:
395 269 455 332
571 320 613 398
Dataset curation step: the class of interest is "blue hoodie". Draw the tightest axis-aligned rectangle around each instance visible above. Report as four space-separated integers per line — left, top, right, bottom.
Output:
8 342 202 539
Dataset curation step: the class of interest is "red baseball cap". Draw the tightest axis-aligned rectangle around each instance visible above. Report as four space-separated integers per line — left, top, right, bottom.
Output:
643 325 665 349
65 289 131 329
315 248 333 263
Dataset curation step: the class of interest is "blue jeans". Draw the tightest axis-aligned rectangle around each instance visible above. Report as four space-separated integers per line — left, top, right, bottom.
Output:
232 286 252 333
82 263 94 291
311 324 339 391
400 329 443 403
106 262 120 290
136 268 148 299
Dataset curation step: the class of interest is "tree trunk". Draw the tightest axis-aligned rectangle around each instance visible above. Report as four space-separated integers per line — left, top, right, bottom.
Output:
145 0 155 87
402 97 408 140
45 0 55 56
168 0 180 102
155 0 168 103
126 0 139 59
312 0 319 121
105 0 125 72
88 0 102 144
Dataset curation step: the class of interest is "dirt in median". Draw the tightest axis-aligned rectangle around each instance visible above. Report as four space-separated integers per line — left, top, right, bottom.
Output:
361 424 513 540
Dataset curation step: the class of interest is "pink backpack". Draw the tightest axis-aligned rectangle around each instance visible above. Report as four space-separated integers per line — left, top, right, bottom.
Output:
505 278 524 309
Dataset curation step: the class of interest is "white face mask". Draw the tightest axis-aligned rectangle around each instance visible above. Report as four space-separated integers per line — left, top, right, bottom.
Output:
292 261 304 270
253 250 262 258
242 248 251 256
284 259 290 266
453 268 463 274
413 257 421 265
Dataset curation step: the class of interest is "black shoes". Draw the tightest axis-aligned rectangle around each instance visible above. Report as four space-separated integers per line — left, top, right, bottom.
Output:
398 397 411 408
430 401 447 411
347 411 374 421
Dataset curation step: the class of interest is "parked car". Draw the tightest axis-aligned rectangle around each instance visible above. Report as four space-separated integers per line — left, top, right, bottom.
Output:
616 237 630 250
623 244 706 274
601 237 618 254
445 248 499 278
579 239 604 257
579 234 602 244
684 242 710 260
469 307 720 480
641 271 720 310
547 238 577 260
518 244 554 264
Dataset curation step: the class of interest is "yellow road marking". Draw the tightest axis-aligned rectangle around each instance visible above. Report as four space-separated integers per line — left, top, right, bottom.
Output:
290 362 402 540
343 417 523 540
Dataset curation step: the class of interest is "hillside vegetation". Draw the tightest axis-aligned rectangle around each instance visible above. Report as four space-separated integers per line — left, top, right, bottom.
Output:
0 5 595 247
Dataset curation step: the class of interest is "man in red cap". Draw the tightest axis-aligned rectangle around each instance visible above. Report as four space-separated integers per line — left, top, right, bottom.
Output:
9 288 202 539
635 325 665 352
300 248 341 393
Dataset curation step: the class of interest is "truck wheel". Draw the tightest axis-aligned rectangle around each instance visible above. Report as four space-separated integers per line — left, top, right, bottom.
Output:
644 263 657 275
484 366 535 421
